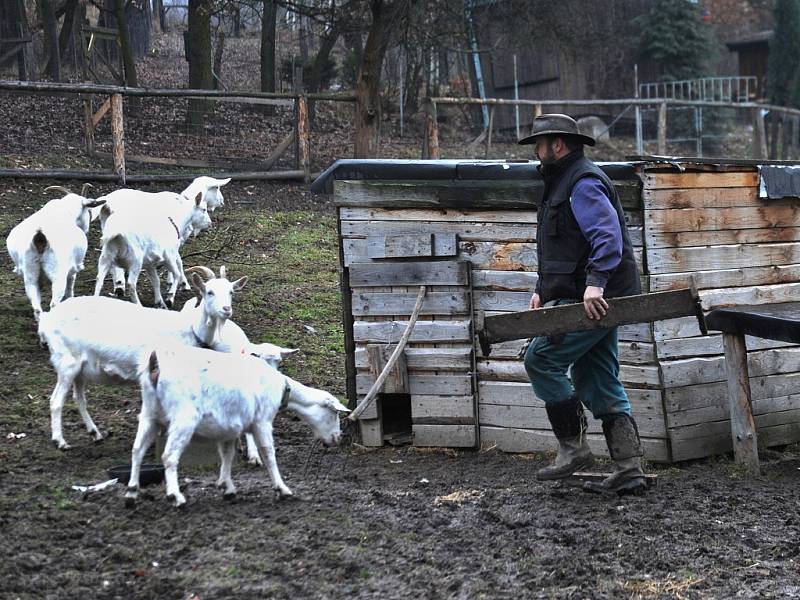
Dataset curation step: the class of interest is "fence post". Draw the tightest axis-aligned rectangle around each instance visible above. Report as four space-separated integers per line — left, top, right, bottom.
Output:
485 104 495 158
657 102 667 155
110 93 126 184
296 95 311 184
421 98 440 159
82 95 95 155
752 107 767 160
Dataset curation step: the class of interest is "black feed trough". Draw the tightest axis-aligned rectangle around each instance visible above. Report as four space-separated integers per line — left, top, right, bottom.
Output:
108 464 165 487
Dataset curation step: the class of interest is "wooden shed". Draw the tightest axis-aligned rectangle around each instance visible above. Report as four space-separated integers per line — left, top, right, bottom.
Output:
311 158 800 463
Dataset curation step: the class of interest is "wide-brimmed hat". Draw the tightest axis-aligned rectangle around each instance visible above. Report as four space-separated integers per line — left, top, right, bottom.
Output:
518 113 596 147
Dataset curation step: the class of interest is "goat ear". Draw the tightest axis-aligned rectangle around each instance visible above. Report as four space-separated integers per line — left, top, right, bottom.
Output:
231 276 248 292
216 177 231 186
190 272 206 295
326 396 351 413
281 347 299 359
194 192 203 206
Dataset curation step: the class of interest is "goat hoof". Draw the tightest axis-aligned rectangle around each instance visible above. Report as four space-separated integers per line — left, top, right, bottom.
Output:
165 299 174 309
90 430 105 443
54 440 71 450
124 495 137 508
223 492 237 501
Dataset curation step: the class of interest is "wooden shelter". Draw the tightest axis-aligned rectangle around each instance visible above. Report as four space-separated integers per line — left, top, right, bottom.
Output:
311 158 800 462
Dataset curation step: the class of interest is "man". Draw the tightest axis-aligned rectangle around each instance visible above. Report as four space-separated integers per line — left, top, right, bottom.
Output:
520 114 646 495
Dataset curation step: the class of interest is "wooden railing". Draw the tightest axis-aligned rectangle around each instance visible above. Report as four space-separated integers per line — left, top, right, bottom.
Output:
0 80 356 184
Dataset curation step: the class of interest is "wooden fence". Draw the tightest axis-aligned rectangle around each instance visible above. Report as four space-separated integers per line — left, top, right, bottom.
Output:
0 80 356 184
421 96 800 161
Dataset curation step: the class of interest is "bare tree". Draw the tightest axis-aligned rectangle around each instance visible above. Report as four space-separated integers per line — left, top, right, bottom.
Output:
39 0 60 80
187 0 214 127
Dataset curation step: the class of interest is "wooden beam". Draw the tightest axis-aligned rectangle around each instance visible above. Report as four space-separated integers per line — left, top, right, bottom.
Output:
91 96 111 127
296 95 311 183
82 96 94 155
422 98 440 159
721 332 761 474
657 102 667 155
478 287 706 350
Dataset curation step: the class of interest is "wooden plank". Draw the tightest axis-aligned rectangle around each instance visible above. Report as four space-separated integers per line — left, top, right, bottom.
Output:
340 206 537 223
368 344 409 394
353 320 471 344
648 244 800 275
458 241 537 271
618 322 654 342
646 226 800 249
475 360 661 387
478 426 670 462
348 261 468 287
367 234 433 258
344 238 461 264
654 316 704 341
359 418 383 446
478 402 667 437
477 381 664 415
657 335 797 360
475 338 656 364
661 347 800 387
471 269 538 291
643 171 758 189
666 394 800 428
700 282 800 310
341 220 535 242
355 347 472 371
356 373 473 396
480 288 702 344
334 179 642 211
411 395 475 420
91 96 112 127
352 290 470 316
664 372 800 412
722 332 760 473
474 290 531 312
649 264 800 292
642 186 759 210
645 203 800 233
412 424 476 447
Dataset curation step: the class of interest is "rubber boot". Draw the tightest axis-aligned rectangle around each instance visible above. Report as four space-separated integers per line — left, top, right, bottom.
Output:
536 396 594 481
583 415 647 495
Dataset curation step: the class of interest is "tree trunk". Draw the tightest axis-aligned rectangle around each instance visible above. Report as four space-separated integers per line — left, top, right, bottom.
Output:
57 0 78 67
187 0 214 129
298 14 309 65
307 22 340 122
126 0 151 58
343 30 363 88
155 0 166 31
355 0 409 158
260 0 277 114
112 0 138 87
40 0 61 80
213 30 225 89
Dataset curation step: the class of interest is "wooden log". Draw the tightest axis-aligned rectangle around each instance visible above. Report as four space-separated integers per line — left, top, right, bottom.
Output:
91 96 111 127
657 102 667 155
721 332 760 474
110 93 125 184
479 287 705 347
422 98 440 160
82 96 94 155
296 95 311 183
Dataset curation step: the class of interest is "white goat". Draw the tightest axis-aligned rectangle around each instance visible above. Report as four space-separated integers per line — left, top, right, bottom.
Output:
94 175 229 298
125 345 349 507
6 186 105 321
38 267 246 449
179 278 300 466
94 193 211 307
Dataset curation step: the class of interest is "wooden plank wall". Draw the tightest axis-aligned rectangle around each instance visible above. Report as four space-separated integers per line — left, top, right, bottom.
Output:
337 178 669 460
644 169 800 461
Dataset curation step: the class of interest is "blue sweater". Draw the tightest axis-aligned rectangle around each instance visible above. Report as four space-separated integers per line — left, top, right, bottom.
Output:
569 177 623 290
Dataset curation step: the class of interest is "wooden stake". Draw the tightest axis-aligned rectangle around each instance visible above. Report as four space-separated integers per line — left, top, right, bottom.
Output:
110 93 125 184
657 102 667 155
82 96 94 155
422 98 440 159
485 105 495 158
721 332 760 475
296 95 311 183
348 285 427 422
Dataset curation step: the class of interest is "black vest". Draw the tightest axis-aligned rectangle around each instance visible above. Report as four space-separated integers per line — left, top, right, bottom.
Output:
536 152 640 304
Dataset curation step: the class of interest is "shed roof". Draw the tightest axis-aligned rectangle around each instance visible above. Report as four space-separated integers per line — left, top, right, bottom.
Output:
310 159 640 194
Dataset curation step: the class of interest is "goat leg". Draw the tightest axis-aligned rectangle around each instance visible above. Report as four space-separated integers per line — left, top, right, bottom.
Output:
252 421 293 498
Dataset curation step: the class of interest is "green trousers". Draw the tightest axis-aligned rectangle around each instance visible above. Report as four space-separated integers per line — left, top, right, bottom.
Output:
523 323 632 422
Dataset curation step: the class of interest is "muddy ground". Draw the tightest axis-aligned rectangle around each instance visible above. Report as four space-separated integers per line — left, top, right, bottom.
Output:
0 177 799 600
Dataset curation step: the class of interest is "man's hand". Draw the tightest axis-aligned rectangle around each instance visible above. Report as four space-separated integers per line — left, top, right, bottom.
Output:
529 292 541 310
583 286 608 320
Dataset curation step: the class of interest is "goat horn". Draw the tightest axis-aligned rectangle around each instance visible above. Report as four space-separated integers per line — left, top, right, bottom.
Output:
185 266 216 280
219 266 227 279
44 185 72 195
81 183 95 197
